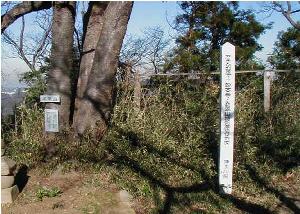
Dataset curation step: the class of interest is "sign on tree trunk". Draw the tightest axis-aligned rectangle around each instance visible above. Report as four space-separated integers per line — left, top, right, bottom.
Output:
45 109 59 132
219 42 235 194
40 95 60 103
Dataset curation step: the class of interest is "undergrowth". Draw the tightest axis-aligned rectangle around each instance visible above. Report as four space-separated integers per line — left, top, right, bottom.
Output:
2 72 300 213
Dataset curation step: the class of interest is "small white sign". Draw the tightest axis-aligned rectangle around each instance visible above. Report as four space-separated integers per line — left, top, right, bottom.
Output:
219 42 235 194
40 95 60 103
45 109 59 132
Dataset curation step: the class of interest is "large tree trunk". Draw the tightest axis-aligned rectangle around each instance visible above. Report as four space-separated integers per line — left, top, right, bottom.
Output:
73 2 108 131
46 1 76 130
74 1 133 138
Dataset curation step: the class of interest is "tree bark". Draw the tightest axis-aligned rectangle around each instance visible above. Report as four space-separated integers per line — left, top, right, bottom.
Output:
73 2 108 129
74 1 133 138
46 1 76 130
1 1 52 33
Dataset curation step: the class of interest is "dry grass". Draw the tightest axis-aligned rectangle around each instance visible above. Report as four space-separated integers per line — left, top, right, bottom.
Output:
3 73 300 213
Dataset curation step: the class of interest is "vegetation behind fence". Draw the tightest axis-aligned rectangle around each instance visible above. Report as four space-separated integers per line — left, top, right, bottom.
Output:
3 71 299 213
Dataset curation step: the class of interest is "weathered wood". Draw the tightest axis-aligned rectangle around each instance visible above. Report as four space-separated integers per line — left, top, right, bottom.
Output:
143 69 299 77
264 71 275 113
219 42 235 195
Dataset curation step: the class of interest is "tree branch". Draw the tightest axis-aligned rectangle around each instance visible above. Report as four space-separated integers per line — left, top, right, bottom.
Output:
33 22 52 66
272 1 300 30
1 1 52 33
2 32 34 71
19 16 25 51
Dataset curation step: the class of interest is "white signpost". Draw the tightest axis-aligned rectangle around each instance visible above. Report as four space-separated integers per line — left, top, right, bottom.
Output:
44 109 59 132
219 42 235 194
40 95 60 103
40 95 60 132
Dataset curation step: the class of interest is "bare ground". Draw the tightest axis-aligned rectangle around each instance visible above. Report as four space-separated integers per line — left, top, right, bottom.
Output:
1 167 141 214
2 165 300 213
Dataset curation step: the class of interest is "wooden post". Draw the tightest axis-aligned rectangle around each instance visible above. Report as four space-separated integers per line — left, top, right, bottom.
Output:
264 71 274 113
134 73 141 112
219 42 235 194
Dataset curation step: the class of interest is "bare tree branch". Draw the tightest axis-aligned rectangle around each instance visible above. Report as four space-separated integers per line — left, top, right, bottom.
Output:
33 22 52 67
3 31 34 71
2 10 52 72
272 1 300 30
120 26 170 74
1 1 52 33
19 16 25 51
74 27 82 57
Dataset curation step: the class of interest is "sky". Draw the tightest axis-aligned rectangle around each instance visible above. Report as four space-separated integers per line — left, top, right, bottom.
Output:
1 1 297 89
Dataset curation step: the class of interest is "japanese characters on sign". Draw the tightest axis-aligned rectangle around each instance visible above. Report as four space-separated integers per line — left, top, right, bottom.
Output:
44 109 59 132
219 42 235 194
40 95 60 103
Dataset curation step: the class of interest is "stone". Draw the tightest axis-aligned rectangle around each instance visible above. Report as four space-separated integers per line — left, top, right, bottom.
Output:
119 190 132 202
1 175 15 189
1 148 4 156
1 185 19 203
1 156 16 176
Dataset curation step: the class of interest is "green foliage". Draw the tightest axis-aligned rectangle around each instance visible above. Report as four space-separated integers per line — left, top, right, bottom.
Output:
3 73 299 213
19 58 50 106
166 2 269 72
4 104 45 166
36 186 62 201
268 27 300 70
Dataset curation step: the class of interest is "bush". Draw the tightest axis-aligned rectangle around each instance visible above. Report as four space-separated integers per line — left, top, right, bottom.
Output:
3 72 299 213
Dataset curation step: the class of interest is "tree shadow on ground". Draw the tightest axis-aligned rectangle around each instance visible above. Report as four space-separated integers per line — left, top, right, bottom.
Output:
14 164 29 192
255 136 300 173
246 164 300 213
103 126 273 214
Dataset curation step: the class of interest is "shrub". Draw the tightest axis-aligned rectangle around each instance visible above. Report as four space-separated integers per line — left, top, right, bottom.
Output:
3 72 299 213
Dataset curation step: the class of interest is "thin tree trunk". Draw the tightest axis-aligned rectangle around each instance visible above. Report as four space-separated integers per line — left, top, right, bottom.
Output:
73 2 107 131
46 1 76 131
74 1 133 138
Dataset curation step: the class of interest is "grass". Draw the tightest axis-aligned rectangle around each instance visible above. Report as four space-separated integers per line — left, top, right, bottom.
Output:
3 72 300 213
35 186 62 201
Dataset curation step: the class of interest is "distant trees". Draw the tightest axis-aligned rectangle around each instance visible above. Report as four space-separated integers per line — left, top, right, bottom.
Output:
120 26 170 74
165 1 268 73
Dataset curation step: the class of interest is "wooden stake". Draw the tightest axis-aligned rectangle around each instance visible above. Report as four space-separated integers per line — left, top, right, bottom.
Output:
219 42 235 195
264 71 274 113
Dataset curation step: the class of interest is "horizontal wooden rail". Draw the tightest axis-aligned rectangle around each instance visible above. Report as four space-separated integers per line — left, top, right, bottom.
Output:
140 69 300 77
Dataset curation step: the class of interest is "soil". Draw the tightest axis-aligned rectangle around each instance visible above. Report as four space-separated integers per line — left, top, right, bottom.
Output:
1 167 140 214
2 165 299 213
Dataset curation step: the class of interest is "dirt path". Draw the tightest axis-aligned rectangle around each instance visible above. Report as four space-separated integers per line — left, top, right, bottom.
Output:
1 167 137 214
